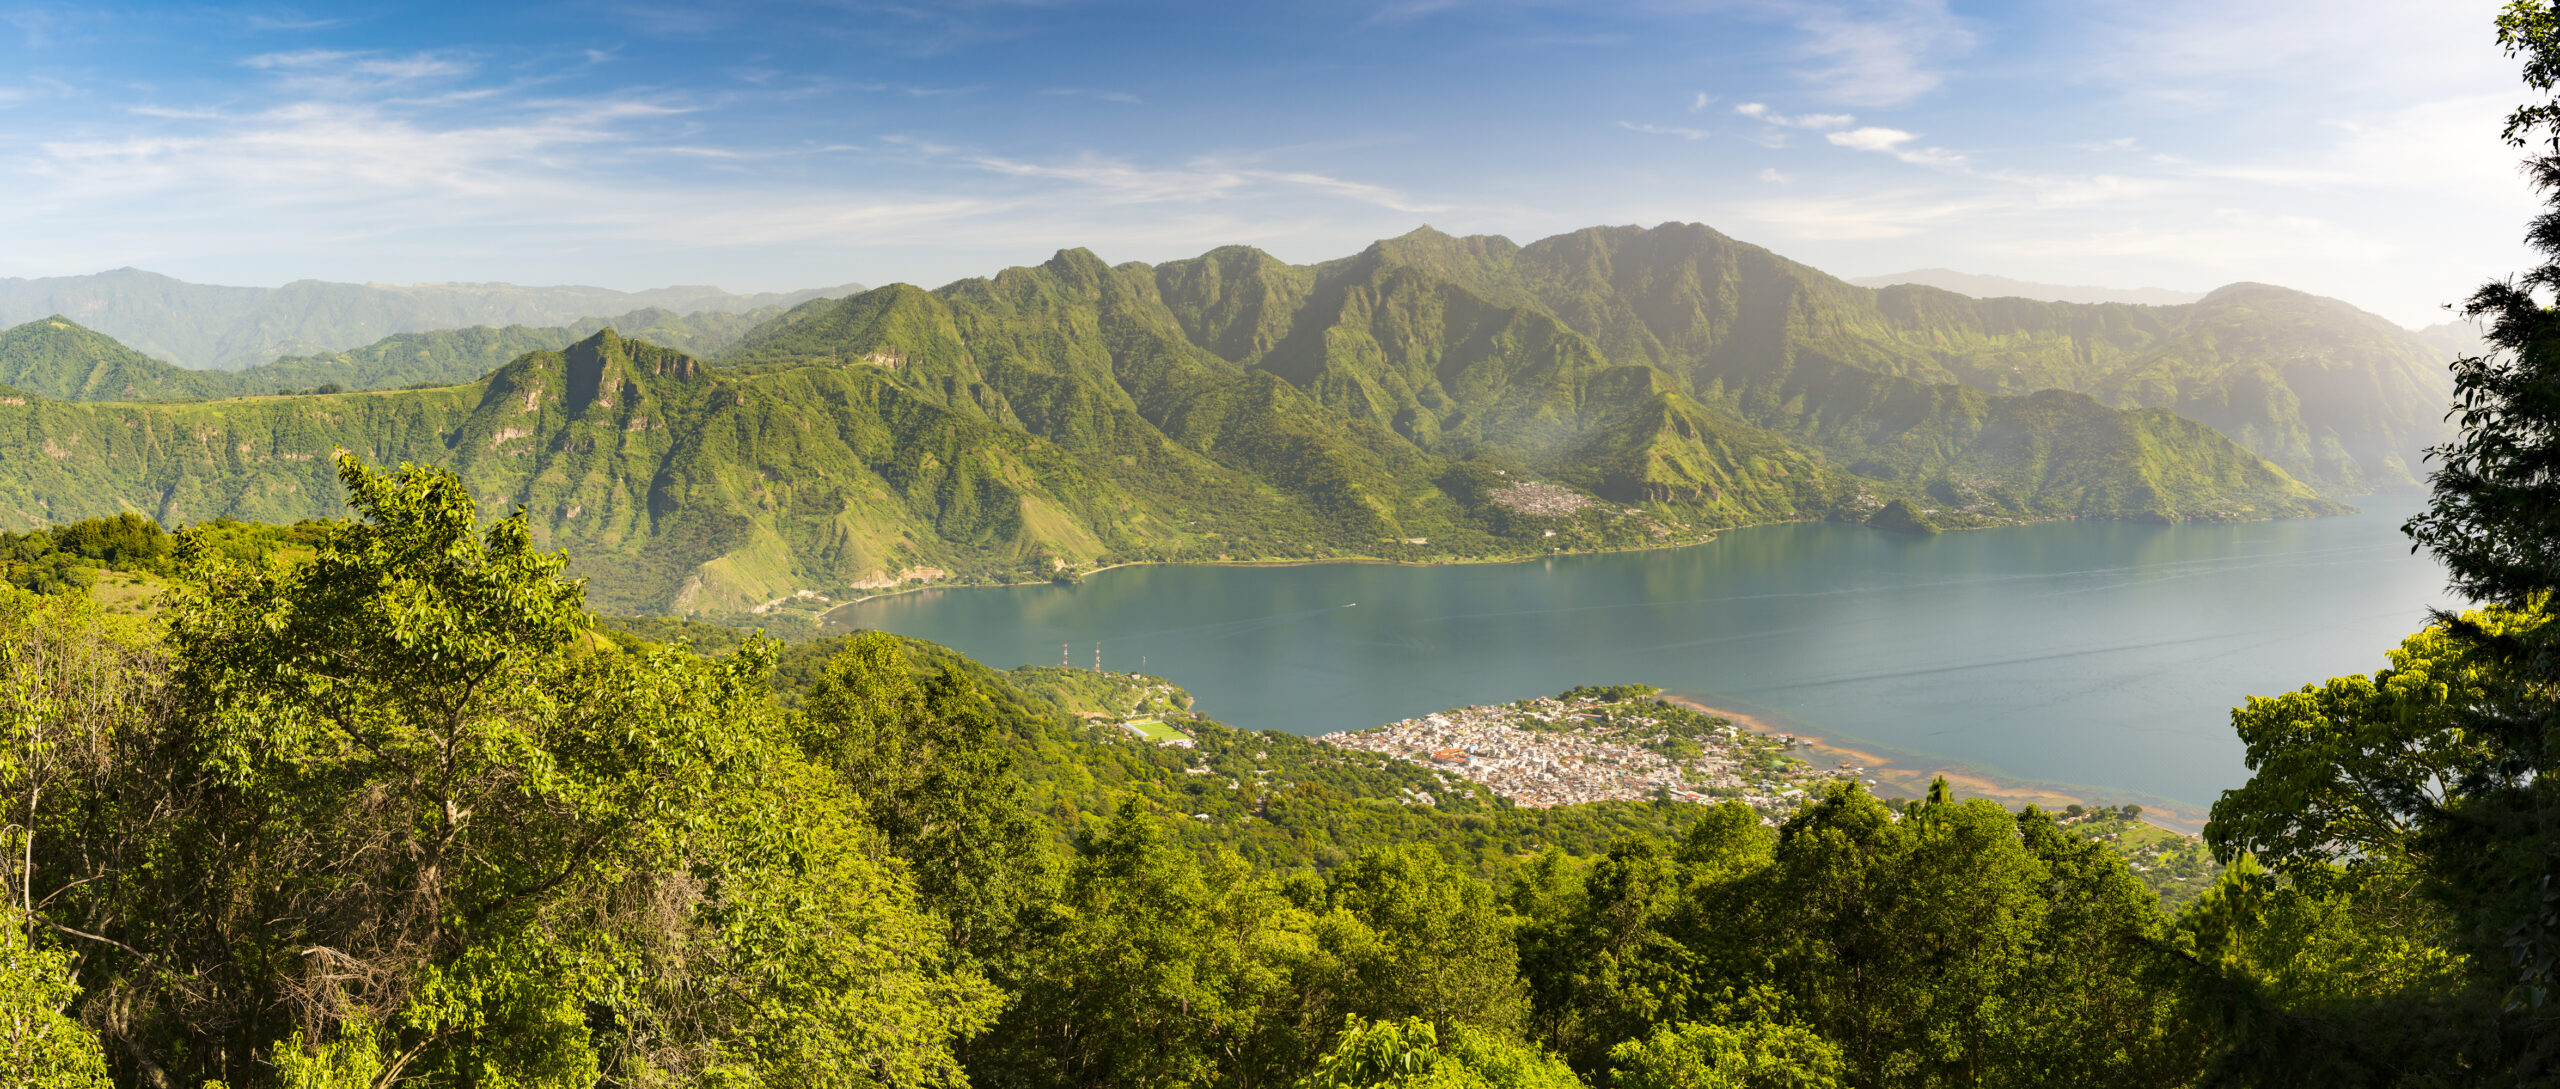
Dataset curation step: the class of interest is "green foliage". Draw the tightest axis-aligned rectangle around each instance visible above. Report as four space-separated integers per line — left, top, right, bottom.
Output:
0 317 204 401
0 907 111 1089
2201 604 2558 1076
796 632 1051 958
0 448 2523 1087
1510 789 2197 1086
1295 1016 1582 1089
1861 499 1938 536
980 801 1310 1088
1606 1019 1844 1089
1319 843 1532 1036
3 458 995 1089
264 1019 387 1089
225 305 790 396
1557 684 1660 703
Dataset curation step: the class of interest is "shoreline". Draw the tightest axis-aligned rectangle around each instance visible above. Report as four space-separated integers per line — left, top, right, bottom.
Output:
813 499 2377 620
816 531 1748 617
1656 694 2210 836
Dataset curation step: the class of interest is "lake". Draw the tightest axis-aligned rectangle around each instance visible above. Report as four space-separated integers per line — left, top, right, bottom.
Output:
828 496 2453 813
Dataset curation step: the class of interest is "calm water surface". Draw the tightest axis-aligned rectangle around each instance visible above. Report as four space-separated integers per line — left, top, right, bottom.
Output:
834 497 2451 808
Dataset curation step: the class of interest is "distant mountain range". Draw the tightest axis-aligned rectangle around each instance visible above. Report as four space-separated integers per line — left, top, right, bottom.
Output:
0 222 2450 615
0 306 787 401
0 268 861 370
1850 269 2207 307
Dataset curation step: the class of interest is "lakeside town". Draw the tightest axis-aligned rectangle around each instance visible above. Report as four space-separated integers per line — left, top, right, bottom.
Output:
1319 685 1872 818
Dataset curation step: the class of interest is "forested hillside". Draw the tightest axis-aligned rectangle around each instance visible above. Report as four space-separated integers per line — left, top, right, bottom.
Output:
1360 222 2449 494
0 455 2539 1088
0 299 2334 615
2 222 2458 618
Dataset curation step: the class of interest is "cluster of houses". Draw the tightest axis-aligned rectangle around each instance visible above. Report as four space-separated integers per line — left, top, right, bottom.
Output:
1320 694 1863 814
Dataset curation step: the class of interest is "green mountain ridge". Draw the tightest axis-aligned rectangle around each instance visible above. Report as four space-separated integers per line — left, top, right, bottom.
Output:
0 266 861 369
0 224 2365 616
0 306 795 401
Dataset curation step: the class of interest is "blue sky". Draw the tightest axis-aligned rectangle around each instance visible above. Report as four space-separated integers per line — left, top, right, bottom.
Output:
0 0 2533 326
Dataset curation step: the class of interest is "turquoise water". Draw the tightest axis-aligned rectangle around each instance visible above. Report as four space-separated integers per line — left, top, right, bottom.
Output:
830 497 2452 809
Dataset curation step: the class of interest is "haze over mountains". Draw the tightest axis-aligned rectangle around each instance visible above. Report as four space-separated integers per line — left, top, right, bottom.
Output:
0 268 862 370
0 222 2471 614
1849 269 2209 307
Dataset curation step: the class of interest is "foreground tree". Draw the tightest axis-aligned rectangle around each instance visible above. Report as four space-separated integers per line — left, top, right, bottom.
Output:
2191 9 2560 1080
797 631 1052 962
8 457 996 1088
2399 0 2560 1017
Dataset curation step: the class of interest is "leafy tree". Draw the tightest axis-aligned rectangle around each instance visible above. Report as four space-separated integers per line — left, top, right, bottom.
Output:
12 457 995 1088
1321 844 1530 1038
1294 1016 1582 1089
983 801 1312 1089
0 904 110 1089
1605 1019 1842 1089
2383 0 2560 1025
796 631 1052 960
1510 835 1699 1074
2185 12 2560 1077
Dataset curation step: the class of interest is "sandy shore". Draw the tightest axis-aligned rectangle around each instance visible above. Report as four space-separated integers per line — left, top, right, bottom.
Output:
1658 694 2209 835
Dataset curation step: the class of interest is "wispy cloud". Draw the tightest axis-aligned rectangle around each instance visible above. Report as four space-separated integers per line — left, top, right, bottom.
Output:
1041 87 1142 104
1734 102 1855 129
244 13 348 32
1787 0 1974 107
936 146 1449 214
241 49 475 96
1617 120 1708 140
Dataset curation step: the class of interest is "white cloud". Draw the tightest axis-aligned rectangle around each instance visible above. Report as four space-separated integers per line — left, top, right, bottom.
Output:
1825 126 1908 151
1826 125 1962 165
1690 92 1714 111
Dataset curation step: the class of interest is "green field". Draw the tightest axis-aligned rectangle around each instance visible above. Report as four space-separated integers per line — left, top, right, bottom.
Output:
1122 718 1191 743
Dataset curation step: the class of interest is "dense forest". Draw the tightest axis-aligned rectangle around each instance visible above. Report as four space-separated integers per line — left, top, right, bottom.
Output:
0 450 2546 1088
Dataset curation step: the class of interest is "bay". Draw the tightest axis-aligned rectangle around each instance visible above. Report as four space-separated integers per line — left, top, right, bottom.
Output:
827 495 2452 812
